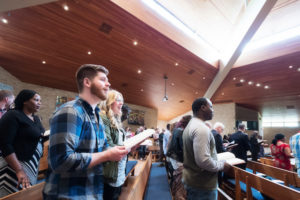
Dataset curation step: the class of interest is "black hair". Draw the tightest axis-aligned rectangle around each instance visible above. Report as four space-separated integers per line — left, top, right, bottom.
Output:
272 133 285 145
14 89 37 110
121 104 131 122
192 98 208 115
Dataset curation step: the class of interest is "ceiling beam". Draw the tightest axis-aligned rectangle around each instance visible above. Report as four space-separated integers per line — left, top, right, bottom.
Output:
204 0 277 99
0 0 57 13
111 0 219 67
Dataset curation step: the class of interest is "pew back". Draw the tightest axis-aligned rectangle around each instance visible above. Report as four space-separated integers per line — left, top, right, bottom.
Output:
119 153 152 200
0 182 45 200
234 166 300 200
247 160 300 187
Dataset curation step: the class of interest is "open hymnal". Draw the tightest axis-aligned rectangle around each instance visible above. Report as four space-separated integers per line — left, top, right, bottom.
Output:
217 152 245 165
123 129 155 150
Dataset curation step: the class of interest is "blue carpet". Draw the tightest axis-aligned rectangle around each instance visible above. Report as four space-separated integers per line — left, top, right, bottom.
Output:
144 163 172 200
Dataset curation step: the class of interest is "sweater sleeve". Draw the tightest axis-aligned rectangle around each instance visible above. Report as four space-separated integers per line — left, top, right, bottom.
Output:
192 126 224 172
0 111 19 157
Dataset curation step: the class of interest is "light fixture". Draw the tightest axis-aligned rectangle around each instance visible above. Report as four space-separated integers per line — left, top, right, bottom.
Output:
63 5 69 11
137 69 142 74
42 60 46 64
175 62 178 66
87 51 92 55
264 85 269 89
248 81 253 85
1 18 8 24
289 65 293 69
240 79 245 83
233 77 236 80
133 41 138 46
140 89 144 92
162 75 168 102
203 77 206 80
298 68 300 72
256 83 261 87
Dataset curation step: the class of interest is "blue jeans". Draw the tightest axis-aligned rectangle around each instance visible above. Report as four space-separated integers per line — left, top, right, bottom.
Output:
185 185 217 200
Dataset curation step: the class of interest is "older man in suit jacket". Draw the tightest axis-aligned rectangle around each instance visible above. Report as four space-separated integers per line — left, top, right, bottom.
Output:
229 123 250 169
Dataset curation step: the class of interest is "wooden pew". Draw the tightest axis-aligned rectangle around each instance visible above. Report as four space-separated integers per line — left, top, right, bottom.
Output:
147 146 160 162
259 157 274 166
0 182 45 200
247 160 300 187
37 140 49 180
217 188 233 200
233 166 300 200
119 152 152 200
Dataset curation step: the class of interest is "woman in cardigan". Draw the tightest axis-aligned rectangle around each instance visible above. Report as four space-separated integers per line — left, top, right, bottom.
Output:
100 89 127 200
0 89 45 197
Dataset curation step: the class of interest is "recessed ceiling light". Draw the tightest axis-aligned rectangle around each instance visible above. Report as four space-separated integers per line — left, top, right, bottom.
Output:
297 68 300 72
140 89 144 92
248 81 253 85
233 77 236 80
1 18 8 24
87 51 92 55
133 41 138 46
264 85 269 89
195 91 198 94
240 79 245 83
171 83 175 86
203 77 206 80
221 92 224 95
42 60 46 64
289 65 293 69
137 69 142 74
63 5 69 11
175 62 178 66
256 83 261 87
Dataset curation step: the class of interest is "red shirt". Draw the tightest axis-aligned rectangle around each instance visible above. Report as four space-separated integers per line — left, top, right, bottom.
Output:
270 143 292 170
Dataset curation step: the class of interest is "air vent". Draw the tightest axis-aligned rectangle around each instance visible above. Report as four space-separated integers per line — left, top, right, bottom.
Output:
286 105 295 109
99 23 112 34
121 83 128 87
187 69 195 75
235 83 243 87
179 100 184 103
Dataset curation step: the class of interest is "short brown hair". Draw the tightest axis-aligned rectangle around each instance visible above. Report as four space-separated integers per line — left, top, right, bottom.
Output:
76 64 109 92
0 90 14 101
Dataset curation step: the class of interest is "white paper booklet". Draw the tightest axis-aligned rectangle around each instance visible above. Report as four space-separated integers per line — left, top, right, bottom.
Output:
217 152 245 165
123 129 155 149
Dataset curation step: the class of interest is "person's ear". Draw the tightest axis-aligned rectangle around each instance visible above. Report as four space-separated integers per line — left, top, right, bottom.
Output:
83 77 92 88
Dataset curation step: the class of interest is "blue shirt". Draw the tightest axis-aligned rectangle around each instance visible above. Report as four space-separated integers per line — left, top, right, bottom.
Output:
43 98 108 200
290 133 300 177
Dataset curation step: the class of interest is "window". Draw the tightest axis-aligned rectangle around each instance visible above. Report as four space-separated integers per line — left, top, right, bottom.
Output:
262 115 299 127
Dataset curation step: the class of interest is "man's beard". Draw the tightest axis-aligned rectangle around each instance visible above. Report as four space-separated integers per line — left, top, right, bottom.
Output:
91 83 107 101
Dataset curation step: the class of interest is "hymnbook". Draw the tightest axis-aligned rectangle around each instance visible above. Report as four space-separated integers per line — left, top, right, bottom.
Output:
217 152 245 165
123 129 155 150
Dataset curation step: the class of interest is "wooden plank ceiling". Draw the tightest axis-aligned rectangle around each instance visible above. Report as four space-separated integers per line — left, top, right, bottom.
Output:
0 0 300 120
0 0 217 120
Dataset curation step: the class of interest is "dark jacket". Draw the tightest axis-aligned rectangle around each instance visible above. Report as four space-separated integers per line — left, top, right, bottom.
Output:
0 110 44 161
229 131 250 161
212 129 225 153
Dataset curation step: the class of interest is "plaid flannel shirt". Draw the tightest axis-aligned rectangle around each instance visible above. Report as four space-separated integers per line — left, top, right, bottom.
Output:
43 98 108 200
290 133 300 177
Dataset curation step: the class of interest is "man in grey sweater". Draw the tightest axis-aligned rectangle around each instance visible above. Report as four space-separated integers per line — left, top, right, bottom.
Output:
182 98 230 200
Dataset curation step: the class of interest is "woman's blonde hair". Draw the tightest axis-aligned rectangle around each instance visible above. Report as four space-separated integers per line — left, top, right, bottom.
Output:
99 89 123 129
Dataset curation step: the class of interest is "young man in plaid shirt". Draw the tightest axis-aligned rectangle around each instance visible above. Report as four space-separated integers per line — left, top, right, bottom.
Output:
43 64 128 199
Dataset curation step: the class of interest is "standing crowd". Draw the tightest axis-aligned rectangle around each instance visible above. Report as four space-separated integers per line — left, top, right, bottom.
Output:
0 63 299 200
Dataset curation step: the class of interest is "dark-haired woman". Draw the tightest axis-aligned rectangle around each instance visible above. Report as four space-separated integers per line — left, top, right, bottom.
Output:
270 133 292 171
0 90 44 197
